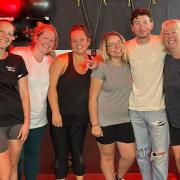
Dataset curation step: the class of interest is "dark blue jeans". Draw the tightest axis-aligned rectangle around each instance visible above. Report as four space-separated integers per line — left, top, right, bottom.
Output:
18 125 46 180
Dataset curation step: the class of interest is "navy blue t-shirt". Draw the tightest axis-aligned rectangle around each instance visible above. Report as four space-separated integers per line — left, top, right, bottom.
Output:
164 54 180 128
0 53 28 127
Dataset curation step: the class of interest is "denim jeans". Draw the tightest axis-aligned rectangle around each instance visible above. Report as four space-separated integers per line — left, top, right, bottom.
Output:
129 109 169 180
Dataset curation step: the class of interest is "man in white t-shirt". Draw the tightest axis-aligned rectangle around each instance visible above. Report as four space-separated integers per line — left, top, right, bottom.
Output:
126 8 169 180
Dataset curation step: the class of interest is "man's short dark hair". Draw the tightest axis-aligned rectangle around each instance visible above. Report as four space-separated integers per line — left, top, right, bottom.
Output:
130 8 152 25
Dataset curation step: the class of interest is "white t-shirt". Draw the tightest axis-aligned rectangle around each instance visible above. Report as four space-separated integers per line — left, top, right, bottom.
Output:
12 46 53 129
126 35 166 111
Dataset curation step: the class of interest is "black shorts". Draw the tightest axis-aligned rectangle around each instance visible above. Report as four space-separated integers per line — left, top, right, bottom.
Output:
169 123 180 146
96 122 135 144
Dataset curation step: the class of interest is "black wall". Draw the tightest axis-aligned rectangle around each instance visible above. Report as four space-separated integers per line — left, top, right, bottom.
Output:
13 1 180 49
48 0 180 50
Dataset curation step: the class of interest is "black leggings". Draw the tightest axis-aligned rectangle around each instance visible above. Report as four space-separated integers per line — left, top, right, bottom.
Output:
50 124 87 179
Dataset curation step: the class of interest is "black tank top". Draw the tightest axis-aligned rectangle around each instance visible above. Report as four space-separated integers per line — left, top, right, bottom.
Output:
57 52 91 125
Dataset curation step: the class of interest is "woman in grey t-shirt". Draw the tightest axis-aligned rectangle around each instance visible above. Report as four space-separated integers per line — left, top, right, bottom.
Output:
89 32 135 180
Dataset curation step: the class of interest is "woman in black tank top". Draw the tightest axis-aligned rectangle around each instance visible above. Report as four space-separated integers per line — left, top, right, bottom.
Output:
48 24 95 180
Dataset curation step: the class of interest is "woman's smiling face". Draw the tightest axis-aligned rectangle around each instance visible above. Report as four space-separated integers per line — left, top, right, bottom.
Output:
70 30 90 55
0 21 15 50
34 29 56 55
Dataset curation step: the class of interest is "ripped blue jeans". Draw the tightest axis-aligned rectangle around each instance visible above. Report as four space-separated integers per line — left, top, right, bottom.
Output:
129 109 170 180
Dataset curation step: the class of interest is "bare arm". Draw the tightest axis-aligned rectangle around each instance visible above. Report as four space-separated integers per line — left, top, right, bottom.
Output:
48 54 68 127
18 76 30 142
89 77 103 137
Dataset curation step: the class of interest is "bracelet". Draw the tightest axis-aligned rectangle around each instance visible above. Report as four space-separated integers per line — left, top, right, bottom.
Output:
91 123 99 127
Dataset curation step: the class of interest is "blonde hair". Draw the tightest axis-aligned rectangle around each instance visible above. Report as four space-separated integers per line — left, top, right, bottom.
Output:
160 19 180 53
99 31 127 63
161 19 180 37
32 22 58 50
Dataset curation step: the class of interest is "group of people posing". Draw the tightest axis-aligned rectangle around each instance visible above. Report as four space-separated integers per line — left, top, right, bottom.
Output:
0 7 180 180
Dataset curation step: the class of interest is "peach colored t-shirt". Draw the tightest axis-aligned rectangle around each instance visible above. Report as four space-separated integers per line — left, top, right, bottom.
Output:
126 35 166 111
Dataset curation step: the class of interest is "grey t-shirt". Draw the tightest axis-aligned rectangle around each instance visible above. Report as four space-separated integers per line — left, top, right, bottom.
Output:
91 62 132 127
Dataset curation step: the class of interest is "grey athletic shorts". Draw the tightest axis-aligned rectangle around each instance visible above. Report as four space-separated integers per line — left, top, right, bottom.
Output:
0 124 22 153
